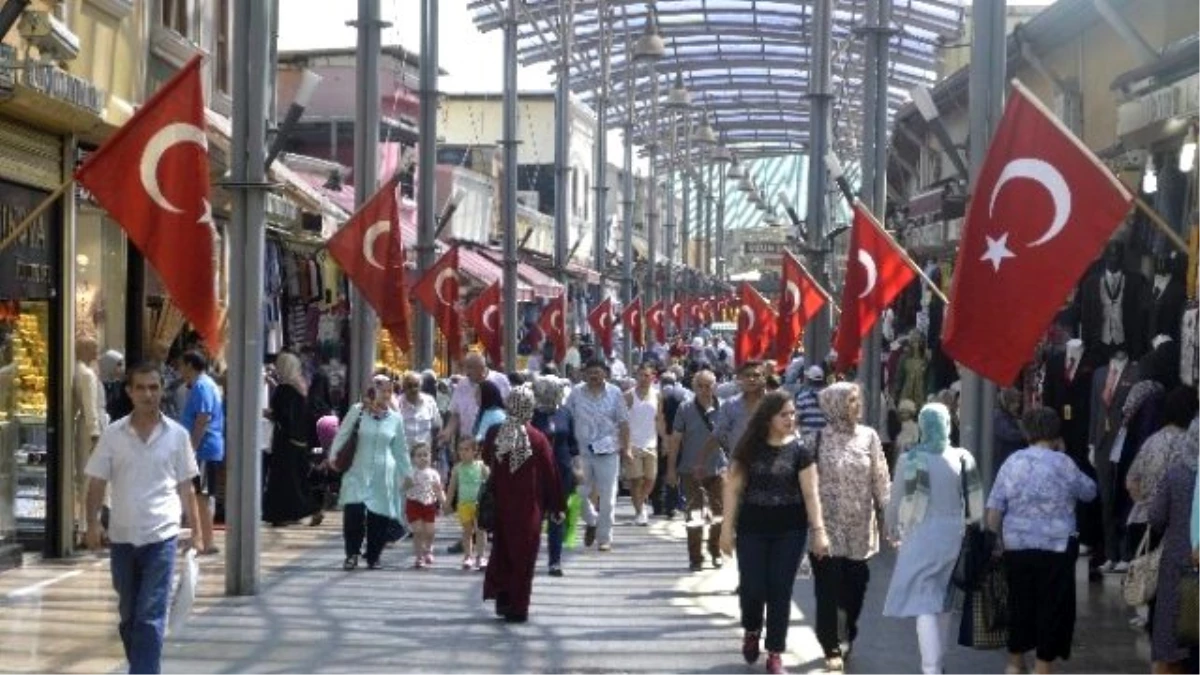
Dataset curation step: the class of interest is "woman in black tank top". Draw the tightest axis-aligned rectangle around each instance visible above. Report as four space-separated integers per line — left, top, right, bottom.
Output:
720 390 829 675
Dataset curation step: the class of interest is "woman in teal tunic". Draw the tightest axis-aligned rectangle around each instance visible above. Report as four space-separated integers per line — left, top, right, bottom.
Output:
329 381 411 570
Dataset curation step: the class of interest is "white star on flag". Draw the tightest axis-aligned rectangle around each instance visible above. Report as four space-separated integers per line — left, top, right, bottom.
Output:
197 198 214 228
981 232 1016 272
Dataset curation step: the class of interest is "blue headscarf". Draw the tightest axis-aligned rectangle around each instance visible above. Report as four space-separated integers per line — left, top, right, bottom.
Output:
890 403 982 538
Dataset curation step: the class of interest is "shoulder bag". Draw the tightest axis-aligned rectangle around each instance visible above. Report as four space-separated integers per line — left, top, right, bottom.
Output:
330 408 364 473
1122 528 1161 607
952 455 993 592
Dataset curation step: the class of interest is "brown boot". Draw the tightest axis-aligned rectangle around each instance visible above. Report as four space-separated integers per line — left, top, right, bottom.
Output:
708 522 723 567
687 526 704 570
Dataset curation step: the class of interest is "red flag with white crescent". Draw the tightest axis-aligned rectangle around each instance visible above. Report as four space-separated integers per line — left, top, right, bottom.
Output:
412 246 462 360
646 301 666 345
942 81 1133 384
465 281 502 366
621 297 645 349
537 294 567 363
777 251 828 364
588 297 615 356
74 55 223 353
833 205 918 372
737 283 777 364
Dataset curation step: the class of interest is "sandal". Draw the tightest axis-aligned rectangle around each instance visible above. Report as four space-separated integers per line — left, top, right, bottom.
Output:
824 656 844 672
343 555 359 570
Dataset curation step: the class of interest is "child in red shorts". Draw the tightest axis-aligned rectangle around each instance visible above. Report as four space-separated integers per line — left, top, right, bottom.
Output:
403 444 445 568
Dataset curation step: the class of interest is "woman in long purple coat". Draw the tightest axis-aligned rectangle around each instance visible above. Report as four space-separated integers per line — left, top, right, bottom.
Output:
1147 417 1198 673
482 385 566 623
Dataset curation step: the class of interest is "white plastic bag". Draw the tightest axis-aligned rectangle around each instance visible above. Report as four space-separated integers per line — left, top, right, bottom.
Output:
167 548 199 635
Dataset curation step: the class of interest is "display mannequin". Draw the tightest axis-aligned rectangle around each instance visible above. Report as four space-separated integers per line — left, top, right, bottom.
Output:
1043 339 1092 462
72 336 105 540
1148 251 1186 344
1088 351 1139 571
1079 242 1149 362
893 333 929 405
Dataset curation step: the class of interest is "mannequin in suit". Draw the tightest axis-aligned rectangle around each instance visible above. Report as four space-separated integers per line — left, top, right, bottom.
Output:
1079 242 1149 362
1088 351 1139 572
1044 339 1101 564
1147 251 1187 344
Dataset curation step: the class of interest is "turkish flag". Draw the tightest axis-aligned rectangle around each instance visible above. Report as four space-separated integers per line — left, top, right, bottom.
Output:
736 282 777 364
621 297 644 349
777 251 827 363
588 297 615 356
943 81 1133 384
325 173 412 351
646 301 666 345
412 246 462 361
669 300 684 335
465 281 502 366
834 204 918 372
75 56 222 352
537 294 567 363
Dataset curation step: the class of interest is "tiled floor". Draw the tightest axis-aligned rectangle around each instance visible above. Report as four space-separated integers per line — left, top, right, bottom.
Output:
0 507 1158 674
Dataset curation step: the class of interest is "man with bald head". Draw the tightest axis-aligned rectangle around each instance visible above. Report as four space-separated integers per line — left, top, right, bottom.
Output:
666 368 726 571
438 352 512 447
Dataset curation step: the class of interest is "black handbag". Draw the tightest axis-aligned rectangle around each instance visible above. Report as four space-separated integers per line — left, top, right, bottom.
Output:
951 457 994 591
330 409 363 473
476 474 497 531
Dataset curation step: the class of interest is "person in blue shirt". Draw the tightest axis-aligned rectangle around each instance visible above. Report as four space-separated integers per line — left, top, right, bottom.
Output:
179 350 225 555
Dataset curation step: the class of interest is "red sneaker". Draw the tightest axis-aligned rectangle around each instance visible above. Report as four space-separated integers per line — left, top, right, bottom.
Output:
742 631 761 664
766 652 787 674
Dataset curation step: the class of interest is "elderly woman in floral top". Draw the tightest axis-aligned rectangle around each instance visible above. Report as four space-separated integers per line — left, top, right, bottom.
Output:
809 382 891 671
987 407 1096 675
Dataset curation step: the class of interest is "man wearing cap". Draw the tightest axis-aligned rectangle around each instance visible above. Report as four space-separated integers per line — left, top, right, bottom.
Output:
795 365 828 432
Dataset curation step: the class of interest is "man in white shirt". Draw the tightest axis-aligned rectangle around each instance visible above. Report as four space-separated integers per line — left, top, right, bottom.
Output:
565 358 631 551
624 362 665 526
86 363 201 675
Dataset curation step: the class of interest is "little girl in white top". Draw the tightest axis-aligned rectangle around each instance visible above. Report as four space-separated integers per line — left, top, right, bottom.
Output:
403 444 445 568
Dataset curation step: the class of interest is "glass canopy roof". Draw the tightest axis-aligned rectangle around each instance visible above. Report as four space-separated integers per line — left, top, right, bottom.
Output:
468 0 964 231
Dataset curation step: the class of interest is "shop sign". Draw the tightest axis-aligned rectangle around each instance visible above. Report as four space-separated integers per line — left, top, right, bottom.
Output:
0 182 55 299
0 46 105 114
1117 73 1199 138
743 241 788 255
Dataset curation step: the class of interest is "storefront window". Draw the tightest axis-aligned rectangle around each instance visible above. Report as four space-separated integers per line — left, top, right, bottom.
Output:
75 209 127 353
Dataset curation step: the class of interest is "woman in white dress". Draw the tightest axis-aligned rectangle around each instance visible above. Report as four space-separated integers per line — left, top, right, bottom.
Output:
883 402 984 674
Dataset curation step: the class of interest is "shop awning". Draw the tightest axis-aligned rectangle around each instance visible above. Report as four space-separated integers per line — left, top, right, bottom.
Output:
458 247 533 302
476 249 563 299
565 260 601 285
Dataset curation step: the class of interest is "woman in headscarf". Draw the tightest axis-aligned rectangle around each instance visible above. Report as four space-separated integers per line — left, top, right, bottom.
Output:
810 382 891 671
883 403 984 674
263 352 319 527
1145 415 1199 674
474 379 508 443
481 385 566 622
328 375 411 570
530 375 579 577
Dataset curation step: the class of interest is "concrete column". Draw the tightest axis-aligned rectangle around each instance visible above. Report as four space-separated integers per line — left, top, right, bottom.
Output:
226 0 273 595
415 0 438 369
960 0 1007 485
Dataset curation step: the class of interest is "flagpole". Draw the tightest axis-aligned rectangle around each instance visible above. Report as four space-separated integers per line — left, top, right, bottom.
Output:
1131 193 1190 255
0 177 74 256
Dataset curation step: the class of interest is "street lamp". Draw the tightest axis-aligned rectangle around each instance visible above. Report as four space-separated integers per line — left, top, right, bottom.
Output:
664 70 691 110
632 6 665 63
727 155 744 179
693 110 716 145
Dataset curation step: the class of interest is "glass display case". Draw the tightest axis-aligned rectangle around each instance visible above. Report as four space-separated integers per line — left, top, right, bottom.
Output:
0 300 51 557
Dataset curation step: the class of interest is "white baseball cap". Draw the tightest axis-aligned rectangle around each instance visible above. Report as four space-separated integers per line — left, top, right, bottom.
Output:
806 365 825 381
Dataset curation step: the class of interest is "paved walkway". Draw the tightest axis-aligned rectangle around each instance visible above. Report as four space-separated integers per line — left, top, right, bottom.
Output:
0 501 1151 674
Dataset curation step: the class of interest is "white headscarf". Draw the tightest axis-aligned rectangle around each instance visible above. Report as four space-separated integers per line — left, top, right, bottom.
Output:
275 352 307 395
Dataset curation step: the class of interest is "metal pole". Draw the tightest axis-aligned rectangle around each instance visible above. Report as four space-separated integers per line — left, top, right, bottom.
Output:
664 112 677 321
645 67 660 332
704 159 713 277
961 0 1006 485
415 0 438 369
716 163 725 279
804 0 833 363
350 0 384 397
859 0 891 429
592 1 610 309
226 0 271 595
681 115 691 272
553 1 573 289
501 0 519 371
620 48 635 364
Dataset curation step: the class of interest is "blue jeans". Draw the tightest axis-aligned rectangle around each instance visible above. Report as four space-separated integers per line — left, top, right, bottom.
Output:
110 537 177 674
547 516 564 567
736 529 807 653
